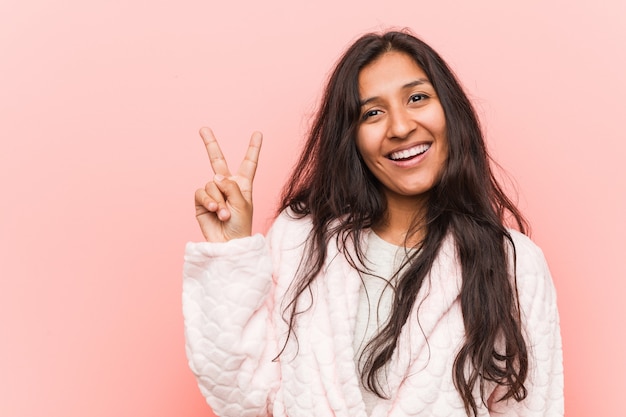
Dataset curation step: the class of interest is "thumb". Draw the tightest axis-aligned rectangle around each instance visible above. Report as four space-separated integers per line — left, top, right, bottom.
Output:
213 175 249 210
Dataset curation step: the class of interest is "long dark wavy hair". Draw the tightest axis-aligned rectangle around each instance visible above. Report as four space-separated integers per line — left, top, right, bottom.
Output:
277 30 529 416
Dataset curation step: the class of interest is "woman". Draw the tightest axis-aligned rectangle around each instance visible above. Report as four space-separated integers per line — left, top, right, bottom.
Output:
184 31 563 416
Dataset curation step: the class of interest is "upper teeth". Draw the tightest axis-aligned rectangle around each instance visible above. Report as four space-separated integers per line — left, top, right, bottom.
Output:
389 144 431 160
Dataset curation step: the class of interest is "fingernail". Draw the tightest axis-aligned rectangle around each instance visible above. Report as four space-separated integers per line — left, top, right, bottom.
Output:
214 174 224 182
218 209 229 219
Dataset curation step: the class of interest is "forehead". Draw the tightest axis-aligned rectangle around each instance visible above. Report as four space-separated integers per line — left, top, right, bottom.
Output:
358 51 430 95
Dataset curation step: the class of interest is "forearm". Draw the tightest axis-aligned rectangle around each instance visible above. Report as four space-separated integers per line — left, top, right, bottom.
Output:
183 234 279 416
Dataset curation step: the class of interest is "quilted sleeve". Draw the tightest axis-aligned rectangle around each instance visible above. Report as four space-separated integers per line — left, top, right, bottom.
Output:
489 235 564 416
183 234 280 417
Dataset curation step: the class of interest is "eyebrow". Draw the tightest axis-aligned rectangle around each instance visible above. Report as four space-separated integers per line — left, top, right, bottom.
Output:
359 78 431 107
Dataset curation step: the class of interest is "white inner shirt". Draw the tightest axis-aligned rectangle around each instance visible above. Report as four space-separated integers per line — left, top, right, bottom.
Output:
353 232 415 416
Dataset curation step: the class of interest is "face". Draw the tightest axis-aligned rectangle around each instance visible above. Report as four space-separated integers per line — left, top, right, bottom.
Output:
356 51 448 208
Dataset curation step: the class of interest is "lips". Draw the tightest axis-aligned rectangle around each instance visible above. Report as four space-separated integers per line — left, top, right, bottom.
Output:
387 143 431 161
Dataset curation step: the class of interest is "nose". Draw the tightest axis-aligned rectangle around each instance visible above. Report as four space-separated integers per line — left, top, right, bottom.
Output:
387 107 416 140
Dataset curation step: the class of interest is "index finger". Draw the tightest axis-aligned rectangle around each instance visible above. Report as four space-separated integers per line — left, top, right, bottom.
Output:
237 131 263 181
199 127 231 177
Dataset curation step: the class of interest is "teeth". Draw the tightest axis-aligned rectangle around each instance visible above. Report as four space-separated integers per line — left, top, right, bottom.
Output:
388 144 431 160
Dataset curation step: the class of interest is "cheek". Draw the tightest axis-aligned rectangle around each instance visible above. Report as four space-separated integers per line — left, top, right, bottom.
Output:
428 103 447 136
355 130 372 161
434 114 448 160
440 133 449 158
436 137 450 178
354 137 379 178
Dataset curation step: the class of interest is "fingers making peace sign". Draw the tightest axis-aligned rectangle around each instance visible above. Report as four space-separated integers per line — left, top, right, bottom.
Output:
195 127 262 242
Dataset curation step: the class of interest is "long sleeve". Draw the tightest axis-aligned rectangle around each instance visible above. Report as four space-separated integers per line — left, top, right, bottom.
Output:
489 234 564 416
182 220 564 417
183 234 280 417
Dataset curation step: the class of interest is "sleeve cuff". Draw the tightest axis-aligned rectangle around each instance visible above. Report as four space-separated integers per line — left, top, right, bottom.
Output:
185 234 266 259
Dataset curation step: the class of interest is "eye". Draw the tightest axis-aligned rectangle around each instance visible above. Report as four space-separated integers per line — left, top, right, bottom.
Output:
409 93 429 103
361 109 382 121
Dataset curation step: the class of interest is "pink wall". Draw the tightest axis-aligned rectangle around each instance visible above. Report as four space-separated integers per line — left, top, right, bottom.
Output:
1 0 624 416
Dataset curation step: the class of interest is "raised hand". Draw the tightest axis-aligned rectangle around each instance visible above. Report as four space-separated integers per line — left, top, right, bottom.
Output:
194 127 262 242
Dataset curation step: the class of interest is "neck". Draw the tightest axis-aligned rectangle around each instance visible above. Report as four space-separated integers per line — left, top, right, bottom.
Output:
373 194 428 247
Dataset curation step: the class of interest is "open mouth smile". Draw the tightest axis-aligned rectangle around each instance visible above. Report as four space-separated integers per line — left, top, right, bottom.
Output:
387 143 431 161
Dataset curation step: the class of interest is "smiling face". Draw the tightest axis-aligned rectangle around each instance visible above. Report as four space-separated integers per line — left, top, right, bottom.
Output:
356 51 448 211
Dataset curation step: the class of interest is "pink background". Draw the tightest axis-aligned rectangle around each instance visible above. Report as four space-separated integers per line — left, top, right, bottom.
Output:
1 0 624 416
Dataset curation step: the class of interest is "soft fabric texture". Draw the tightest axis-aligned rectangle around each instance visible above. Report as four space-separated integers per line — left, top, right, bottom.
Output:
183 210 564 417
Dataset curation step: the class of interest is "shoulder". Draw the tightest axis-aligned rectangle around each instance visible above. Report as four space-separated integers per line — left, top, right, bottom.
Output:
506 229 549 277
506 229 558 311
266 208 314 251
270 207 313 232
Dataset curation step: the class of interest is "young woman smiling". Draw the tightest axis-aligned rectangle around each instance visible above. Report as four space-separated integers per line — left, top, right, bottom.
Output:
184 30 563 417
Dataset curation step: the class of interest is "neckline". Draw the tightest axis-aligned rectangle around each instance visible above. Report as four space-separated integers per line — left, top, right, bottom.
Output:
369 230 403 250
